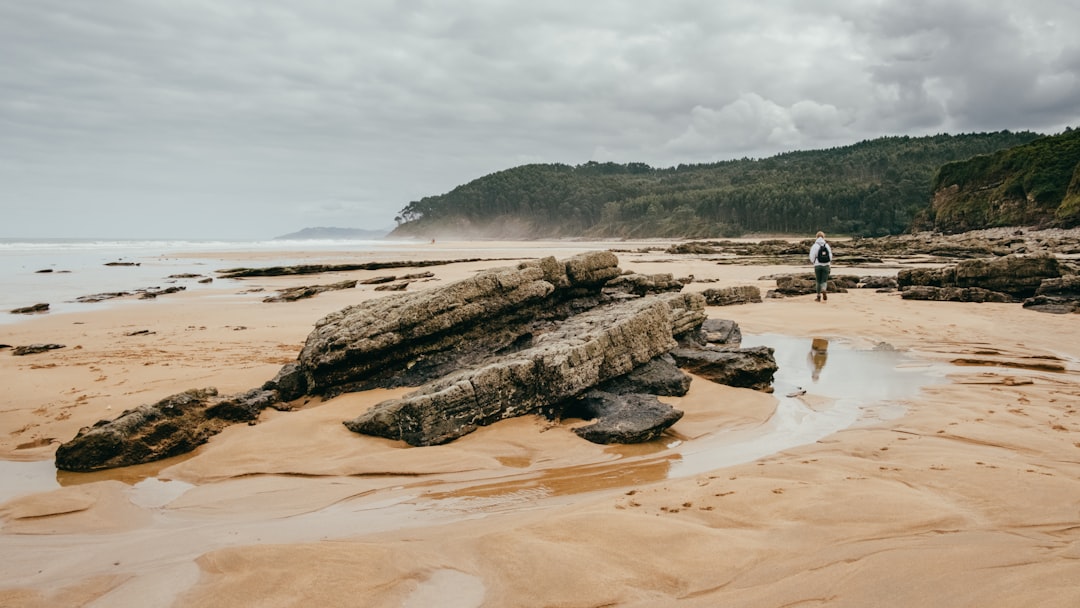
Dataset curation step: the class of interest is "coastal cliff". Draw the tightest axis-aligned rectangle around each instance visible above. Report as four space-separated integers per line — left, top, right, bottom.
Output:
930 129 1080 233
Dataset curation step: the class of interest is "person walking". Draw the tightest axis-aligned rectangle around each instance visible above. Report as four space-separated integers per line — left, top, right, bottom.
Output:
809 231 833 302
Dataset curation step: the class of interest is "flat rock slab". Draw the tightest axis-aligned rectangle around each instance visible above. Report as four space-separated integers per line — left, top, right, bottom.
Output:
570 391 684 444
669 345 778 391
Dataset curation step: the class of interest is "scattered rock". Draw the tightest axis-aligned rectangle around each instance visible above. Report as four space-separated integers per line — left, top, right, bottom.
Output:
104 261 140 267
262 280 357 303
11 303 49 314
900 286 1015 303
12 344 66 356
700 285 761 306
374 282 410 291
897 254 1061 299
604 273 689 296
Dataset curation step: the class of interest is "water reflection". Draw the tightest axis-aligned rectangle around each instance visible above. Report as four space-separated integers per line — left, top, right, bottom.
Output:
808 337 829 382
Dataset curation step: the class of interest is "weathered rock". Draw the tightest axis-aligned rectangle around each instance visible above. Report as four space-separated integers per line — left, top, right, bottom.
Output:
900 286 1016 303
139 286 186 299
858 276 898 289
669 345 777 391
361 276 397 284
54 387 279 472
569 391 684 444
75 292 131 303
603 273 688 297
697 319 742 346
296 252 622 395
343 292 705 446
897 254 1061 298
263 363 308 402
1022 296 1080 314
700 285 762 306
12 344 65 356
263 280 357 303
11 303 49 314
217 258 490 278
373 282 409 291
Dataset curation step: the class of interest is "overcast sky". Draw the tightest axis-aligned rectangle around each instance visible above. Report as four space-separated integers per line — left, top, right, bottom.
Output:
2 0 1078 239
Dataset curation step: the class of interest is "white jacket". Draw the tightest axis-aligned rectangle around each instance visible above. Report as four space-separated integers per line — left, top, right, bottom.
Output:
809 237 833 266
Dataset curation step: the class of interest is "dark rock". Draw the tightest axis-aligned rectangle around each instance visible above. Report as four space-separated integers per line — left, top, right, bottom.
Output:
105 262 140 267
262 280 357 302
1034 275 1080 297
263 362 308 403
75 292 131 303
669 345 777 391
124 329 154 336
139 286 186 299
217 258 494 278
198 277 213 284
596 354 691 397
700 285 762 306
12 344 66 356
667 242 720 254
1022 296 1080 314
569 391 684 444
35 269 54 273
54 387 280 472
900 286 1016 303
167 273 204 279
361 276 397 284
374 282 410 291
11 303 49 314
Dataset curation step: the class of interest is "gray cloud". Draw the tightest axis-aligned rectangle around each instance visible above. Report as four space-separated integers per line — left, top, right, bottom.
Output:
1 0 1077 238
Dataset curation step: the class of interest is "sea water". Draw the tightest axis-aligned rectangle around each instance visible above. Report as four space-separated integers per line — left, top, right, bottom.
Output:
0 238 423 324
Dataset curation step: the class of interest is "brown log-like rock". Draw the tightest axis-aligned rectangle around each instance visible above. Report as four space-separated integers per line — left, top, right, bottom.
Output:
10 303 49 314
54 387 279 472
12 344 65 356
262 280 357 303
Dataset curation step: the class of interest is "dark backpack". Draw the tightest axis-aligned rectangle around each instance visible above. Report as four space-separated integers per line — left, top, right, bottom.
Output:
816 243 831 264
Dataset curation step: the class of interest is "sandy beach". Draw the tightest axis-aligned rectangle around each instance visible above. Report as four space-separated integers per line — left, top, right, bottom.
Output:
2 240 1079 607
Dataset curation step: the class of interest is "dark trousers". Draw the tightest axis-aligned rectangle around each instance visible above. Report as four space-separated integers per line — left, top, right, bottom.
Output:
814 265 830 293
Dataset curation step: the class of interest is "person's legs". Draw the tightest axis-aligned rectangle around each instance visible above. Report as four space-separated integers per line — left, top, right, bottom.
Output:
814 265 830 300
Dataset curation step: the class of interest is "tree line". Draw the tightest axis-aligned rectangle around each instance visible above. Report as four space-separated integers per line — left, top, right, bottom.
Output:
392 131 1043 238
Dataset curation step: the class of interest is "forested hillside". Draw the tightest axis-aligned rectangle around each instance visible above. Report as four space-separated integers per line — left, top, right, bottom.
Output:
392 131 1040 238
930 128 1080 232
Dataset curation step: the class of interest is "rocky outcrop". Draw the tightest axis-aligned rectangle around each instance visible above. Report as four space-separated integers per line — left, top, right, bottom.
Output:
766 274 855 298
898 254 1061 299
342 292 705 446
696 319 742 346
54 387 283 472
701 285 762 306
900 286 1016 303
295 252 623 396
55 251 782 470
217 258 491 278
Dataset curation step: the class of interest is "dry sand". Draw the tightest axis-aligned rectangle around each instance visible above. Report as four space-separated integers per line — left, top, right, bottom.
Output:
1 241 1079 607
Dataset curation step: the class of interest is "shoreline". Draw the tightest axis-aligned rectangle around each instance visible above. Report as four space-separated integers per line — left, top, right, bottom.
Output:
3 242 1080 607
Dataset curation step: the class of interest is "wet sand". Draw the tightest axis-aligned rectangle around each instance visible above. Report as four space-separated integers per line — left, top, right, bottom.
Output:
2 241 1079 607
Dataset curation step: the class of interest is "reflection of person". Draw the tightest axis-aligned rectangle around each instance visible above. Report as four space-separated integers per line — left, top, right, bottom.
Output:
808 231 833 302
808 338 828 382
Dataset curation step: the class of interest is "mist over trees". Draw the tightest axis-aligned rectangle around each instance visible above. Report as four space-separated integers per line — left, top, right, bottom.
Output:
392 131 1041 238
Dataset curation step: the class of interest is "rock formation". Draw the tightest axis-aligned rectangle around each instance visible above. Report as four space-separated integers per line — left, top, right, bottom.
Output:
56 251 779 470
898 254 1061 299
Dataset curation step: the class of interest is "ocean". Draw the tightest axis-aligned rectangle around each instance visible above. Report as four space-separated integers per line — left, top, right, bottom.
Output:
0 238 423 325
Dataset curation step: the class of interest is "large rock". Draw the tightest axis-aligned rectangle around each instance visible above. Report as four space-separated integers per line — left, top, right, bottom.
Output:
1023 275 1080 313
295 252 622 395
343 293 706 446
898 254 1061 299
54 388 280 472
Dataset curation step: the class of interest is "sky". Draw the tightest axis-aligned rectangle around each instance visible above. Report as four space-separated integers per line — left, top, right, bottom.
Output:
2 0 1079 240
